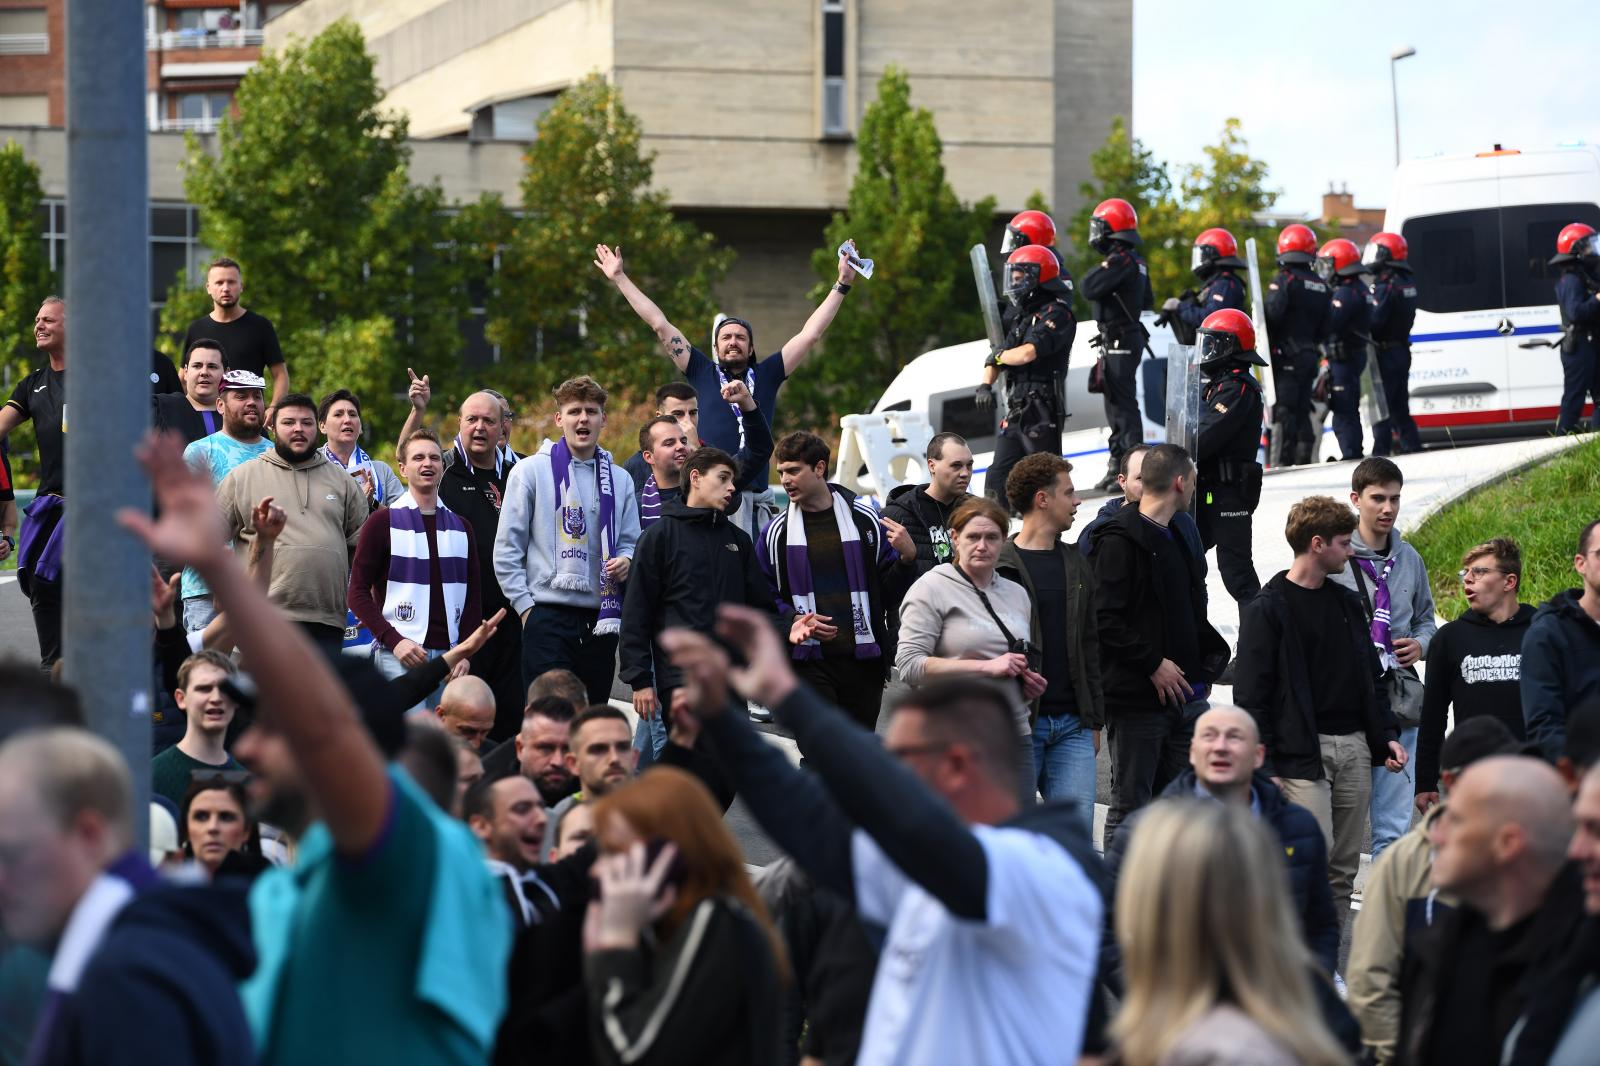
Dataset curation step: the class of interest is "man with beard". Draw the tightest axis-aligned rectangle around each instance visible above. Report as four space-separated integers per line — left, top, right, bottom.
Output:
183 256 289 413
595 241 856 538
179 370 272 632
214 393 369 651
153 339 227 446
118 431 508 1066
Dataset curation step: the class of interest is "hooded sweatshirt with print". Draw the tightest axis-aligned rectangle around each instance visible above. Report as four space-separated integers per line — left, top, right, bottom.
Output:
216 447 369 628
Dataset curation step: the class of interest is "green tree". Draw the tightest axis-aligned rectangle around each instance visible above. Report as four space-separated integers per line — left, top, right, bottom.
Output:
0 141 55 386
488 74 731 411
799 66 995 428
1066 117 1186 312
161 20 489 448
1177 117 1281 298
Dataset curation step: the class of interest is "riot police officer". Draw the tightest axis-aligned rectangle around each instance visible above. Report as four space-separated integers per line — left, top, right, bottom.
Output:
1079 198 1152 492
1317 237 1369 459
1163 228 1249 345
975 245 1075 512
1550 222 1600 433
1364 231 1421 455
1194 308 1265 603
1264 223 1331 466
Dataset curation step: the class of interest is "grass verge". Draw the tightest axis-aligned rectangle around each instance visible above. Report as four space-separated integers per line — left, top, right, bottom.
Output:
1410 435 1600 618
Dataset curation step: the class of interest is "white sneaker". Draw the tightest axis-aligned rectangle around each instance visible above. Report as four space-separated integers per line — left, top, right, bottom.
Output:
748 705 772 723
1333 972 1348 1000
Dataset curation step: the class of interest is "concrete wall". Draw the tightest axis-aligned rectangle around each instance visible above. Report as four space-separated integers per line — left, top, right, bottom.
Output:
1053 0 1132 245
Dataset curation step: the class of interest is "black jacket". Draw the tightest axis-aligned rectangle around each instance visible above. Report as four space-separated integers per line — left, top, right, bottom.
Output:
1235 572 1397 780
1090 504 1228 708
1398 864 1586 1066
881 485 966 621
438 455 510 616
1521 589 1600 761
619 498 775 692
1415 604 1535 793
38 880 256 1066
995 535 1105 729
1080 246 1153 343
1264 264 1332 358
1101 771 1340 990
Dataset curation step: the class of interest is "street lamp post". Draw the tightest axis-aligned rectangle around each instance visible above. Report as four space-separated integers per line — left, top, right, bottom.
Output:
1391 46 1417 166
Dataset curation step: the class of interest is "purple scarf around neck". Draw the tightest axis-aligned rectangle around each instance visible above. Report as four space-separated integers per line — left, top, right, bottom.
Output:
1355 555 1398 670
550 437 621 635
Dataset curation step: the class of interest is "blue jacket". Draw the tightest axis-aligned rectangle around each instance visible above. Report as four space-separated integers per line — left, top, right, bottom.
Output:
1368 268 1418 347
1101 770 1340 987
1556 267 1600 349
37 880 256 1065
1521 589 1600 760
1176 271 1248 330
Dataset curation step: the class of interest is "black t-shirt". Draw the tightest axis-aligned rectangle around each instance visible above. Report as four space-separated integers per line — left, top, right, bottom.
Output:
149 349 182 396
440 459 509 613
1015 546 1078 716
0 441 12 503
183 310 284 378
801 508 855 657
1281 579 1365 736
5 365 65 496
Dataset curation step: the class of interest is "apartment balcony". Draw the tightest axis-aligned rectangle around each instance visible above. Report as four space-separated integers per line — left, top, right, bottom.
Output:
154 116 223 133
0 33 49 55
146 29 263 51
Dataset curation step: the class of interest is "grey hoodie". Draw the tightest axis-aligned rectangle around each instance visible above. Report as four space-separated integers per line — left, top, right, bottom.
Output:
493 439 640 617
1328 527 1438 655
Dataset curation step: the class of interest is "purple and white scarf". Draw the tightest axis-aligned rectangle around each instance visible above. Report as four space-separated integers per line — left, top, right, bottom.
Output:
1355 556 1400 671
778 490 879 662
714 361 758 450
639 472 663 528
550 437 622 636
384 492 471 647
324 442 385 504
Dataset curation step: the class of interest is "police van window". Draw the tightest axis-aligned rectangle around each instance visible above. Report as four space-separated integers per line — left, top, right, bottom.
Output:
931 388 996 453
1502 202 1600 309
1402 209 1501 314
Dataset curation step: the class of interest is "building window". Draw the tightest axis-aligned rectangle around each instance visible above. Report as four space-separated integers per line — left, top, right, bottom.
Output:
166 91 233 133
0 8 47 55
149 204 207 337
820 0 848 137
0 94 49 125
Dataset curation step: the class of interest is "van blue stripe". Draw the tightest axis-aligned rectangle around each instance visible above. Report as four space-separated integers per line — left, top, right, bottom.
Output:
1411 324 1561 342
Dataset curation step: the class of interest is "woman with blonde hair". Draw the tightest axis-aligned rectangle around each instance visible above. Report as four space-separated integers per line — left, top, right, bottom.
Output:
583 766 785 1066
1112 800 1349 1066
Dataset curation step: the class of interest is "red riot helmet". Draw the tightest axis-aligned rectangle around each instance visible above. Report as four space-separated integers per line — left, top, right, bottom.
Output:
1551 222 1598 266
1362 231 1409 270
1002 209 1057 255
1002 245 1061 307
1191 227 1245 279
1089 198 1140 252
1315 238 1363 283
1276 224 1319 266
1195 307 1266 368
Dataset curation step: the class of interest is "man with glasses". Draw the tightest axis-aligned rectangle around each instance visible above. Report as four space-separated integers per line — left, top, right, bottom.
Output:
1523 518 1600 759
1413 538 1535 813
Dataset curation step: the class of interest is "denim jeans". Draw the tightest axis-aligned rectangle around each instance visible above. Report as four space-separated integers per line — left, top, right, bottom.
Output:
183 595 217 634
372 644 447 712
1033 712 1096 834
1369 726 1418 861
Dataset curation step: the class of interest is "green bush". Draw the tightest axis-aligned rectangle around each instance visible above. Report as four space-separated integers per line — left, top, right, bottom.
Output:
1410 436 1600 618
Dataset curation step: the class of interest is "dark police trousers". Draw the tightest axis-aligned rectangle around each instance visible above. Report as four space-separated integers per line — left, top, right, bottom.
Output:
1272 349 1319 465
989 402 1063 514
1558 340 1599 432
1100 350 1142 465
1197 482 1260 603
1327 347 1368 459
521 602 619 707
1371 344 1421 455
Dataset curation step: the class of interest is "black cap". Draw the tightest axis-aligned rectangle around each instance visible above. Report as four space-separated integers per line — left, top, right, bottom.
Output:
1440 717 1523 772
220 648 408 760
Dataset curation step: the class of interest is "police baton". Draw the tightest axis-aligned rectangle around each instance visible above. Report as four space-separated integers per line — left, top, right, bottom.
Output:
1108 292 1157 359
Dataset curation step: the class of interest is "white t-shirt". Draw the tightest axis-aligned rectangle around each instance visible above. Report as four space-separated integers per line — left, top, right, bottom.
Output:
851 822 1101 1065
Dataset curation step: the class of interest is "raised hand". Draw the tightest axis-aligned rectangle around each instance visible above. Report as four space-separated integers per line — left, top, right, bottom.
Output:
880 516 915 561
593 243 625 281
406 367 431 413
117 432 230 572
151 567 180 629
720 378 755 411
252 496 286 541
444 608 506 671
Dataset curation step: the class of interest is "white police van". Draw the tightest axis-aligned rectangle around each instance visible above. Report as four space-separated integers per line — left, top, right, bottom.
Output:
1384 144 1600 437
870 314 1181 499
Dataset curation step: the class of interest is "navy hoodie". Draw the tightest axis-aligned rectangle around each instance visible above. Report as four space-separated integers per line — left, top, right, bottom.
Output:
38 880 256 1065
1521 590 1600 760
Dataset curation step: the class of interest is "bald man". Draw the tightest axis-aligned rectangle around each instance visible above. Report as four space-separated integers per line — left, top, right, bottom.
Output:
403 380 525 738
1103 705 1338 984
435 675 497 752
1399 756 1584 1065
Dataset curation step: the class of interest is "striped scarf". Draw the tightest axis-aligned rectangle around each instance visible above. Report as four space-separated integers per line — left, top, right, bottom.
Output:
324 442 385 504
767 490 881 662
384 492 471 647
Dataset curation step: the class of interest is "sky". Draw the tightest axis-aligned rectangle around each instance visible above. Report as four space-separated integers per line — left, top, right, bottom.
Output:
1131 0 1600 218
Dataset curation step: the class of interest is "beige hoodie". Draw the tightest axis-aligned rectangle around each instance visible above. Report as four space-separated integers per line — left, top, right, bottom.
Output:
216 447 370 628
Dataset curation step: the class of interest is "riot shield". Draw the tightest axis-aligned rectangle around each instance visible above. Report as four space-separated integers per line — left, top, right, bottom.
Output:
1165 340 1202 470
1362 344 1391 424
1243 238 1283 466
970 244 1005 353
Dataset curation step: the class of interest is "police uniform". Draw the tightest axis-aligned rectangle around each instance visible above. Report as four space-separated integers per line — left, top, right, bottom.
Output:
1368 266 1421 455
1175 270 1248 342
1264 264 1331 465
1554 263 1600 433
1323 275 1370 459
1080 246 1152 476
1196 364 1264 603
988 279 1075 512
